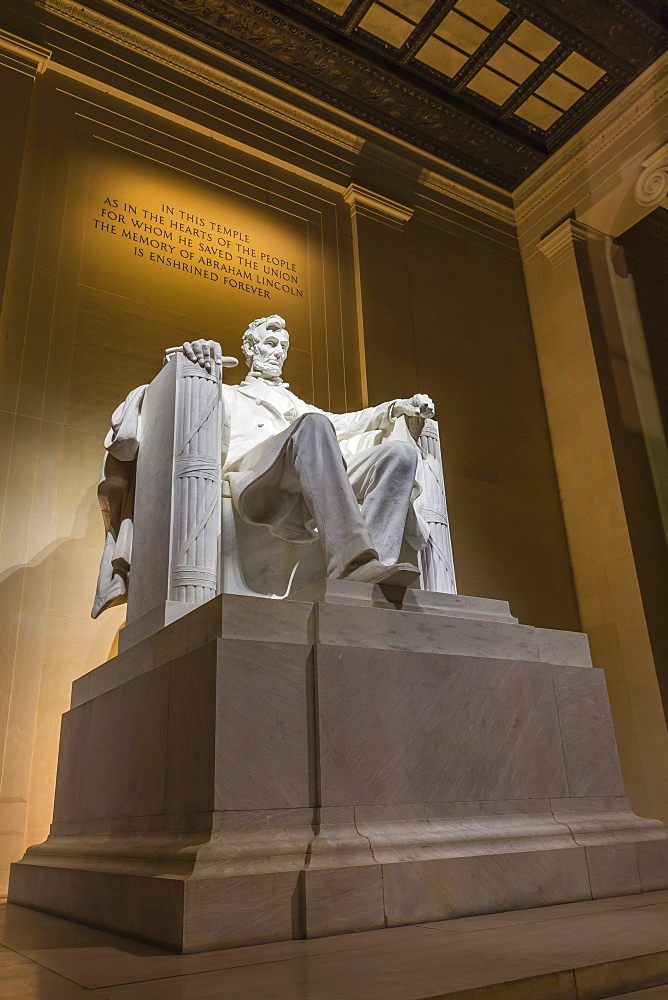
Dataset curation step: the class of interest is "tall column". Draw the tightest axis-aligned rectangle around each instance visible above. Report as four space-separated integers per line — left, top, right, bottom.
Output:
0 30 49 307
343 184 416 405
0 30 51 894
525 218 668 822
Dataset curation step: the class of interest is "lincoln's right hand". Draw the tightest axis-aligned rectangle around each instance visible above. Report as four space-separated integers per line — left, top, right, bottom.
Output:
183 339 223 374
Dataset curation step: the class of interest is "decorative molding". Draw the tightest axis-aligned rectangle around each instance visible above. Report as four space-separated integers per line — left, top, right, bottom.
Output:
32 0 668 192
635 143 668 208
252 0 666 176
537 219 577 266
515 51 668 222
420 169 514 226
117 0 541 190
0 29 51 77
538 218 608 265
38 0 515 225
38 0 363 155
343 184 413 228
345 135 510 211
510 0 657 73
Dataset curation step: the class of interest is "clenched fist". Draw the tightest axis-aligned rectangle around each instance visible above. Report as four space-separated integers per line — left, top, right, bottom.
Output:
393 394 435 420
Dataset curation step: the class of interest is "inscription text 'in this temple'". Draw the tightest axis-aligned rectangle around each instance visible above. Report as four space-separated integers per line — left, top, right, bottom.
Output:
91 197 304 298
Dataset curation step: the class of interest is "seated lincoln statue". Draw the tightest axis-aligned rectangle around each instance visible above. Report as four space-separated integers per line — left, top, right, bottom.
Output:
93 314 452 619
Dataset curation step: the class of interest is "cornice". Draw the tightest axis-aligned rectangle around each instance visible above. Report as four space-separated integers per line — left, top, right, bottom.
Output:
0 28 51 76
514 50 668 222
420 169 514 226
343 184 413 228
538 218 609 265
36 0 514 226
116 0 541 190
38 0 363 155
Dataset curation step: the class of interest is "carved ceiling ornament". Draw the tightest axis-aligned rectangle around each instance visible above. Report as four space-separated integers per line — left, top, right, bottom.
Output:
521 0 664 70
71 0 668 189
126 0 546 188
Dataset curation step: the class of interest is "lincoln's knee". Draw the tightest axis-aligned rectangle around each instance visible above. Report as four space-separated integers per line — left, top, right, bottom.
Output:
293 411 336 440
374 441 417 476
377 440 418 474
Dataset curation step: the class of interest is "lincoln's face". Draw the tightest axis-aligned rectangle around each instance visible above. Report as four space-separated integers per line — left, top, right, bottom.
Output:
250 318 290 379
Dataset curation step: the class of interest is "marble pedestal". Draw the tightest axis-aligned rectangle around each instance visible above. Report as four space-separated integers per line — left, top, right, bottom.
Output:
8 588 668 952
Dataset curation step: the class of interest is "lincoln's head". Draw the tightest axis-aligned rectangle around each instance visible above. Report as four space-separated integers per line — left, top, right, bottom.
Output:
242 315 290 380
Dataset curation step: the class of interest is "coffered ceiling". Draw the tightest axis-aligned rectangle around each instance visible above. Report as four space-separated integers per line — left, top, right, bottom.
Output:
124 0 668 189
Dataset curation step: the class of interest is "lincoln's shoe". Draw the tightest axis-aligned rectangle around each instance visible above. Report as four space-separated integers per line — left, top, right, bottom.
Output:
341 558 421 588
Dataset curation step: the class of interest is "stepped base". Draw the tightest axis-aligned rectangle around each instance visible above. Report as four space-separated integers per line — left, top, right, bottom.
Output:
9 588 668 952
3 891 668 998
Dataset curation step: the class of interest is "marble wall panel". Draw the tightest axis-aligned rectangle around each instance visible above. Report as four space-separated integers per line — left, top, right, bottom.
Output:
316 645 568 806
214 640 314 811
304 865 385 938
7 863 73 919
217 595 315 647
584 843 641 898
133 874 186 951
67 869 137 939
50 701 81 826
182 872 300 952
381 847 591 925
76 595 315 707
53 665 170 824
24 611 121 850
552 667 625 797
165 643 217 815
635 839 668 892
537 627 592 667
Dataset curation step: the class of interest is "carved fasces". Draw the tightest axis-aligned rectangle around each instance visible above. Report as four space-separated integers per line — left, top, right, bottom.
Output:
170 354 223 603
408 416 457 595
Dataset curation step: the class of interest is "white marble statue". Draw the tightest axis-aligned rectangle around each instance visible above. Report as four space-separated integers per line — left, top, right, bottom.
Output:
93 314 453 618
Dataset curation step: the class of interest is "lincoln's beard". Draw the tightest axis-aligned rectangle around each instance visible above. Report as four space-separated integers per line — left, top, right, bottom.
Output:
252 355 285 379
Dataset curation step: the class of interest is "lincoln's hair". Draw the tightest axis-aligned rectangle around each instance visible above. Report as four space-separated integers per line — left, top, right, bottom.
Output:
241 315 288 368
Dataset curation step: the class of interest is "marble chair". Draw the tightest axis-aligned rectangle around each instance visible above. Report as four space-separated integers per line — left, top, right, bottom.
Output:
121 350 456 646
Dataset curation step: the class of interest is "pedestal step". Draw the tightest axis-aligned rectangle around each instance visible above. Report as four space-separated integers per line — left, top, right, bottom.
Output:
2 891 668 999
610 990 668 999
8 593 667 954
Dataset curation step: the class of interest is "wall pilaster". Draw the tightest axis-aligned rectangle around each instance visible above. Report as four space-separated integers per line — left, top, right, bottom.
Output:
0 30 50 307
527 217 668 822
343 184 416 406
0 29 53 896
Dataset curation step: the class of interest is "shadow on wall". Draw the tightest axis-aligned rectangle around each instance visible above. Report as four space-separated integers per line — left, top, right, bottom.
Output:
0 488 125 891
0 485 124 662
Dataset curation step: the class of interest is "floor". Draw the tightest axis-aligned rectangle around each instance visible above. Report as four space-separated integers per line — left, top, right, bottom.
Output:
1 891 668 999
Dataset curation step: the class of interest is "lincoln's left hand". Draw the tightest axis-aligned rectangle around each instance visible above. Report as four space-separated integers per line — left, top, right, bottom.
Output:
393 394 435 420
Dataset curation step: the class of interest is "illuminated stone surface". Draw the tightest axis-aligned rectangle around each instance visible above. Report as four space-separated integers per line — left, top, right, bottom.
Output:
8 593 668 952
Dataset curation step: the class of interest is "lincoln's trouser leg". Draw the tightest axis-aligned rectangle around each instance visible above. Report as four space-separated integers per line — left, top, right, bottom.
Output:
285 413 377 577
347 442 418 566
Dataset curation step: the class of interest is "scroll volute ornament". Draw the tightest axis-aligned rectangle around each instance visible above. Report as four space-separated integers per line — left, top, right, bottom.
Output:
635 143 668 208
